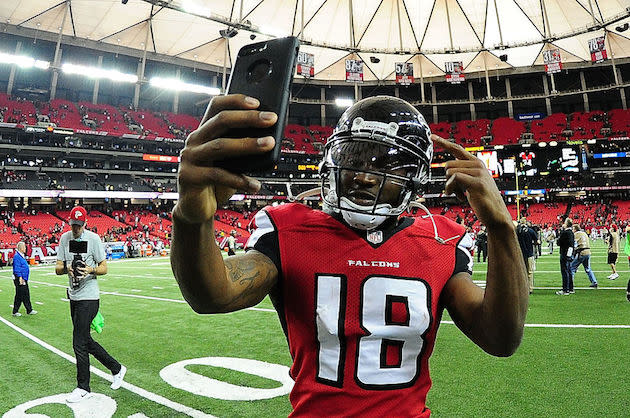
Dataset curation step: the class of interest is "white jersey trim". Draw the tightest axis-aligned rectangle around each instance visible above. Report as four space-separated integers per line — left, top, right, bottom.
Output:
245 210 276 249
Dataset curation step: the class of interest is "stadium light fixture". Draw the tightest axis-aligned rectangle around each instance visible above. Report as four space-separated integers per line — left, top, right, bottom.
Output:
335 98 354 108
182 0 211 17
0 52 50 69
62 63 138 83
150 77 221 95
260 25 286 38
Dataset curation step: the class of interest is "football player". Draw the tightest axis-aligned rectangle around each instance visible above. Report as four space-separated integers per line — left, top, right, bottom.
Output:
171 94 528 416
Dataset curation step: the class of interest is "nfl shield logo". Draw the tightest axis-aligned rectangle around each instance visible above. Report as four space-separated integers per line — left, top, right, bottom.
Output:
367 230 383 244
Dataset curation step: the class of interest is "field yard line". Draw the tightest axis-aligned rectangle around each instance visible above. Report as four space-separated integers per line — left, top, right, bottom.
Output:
10 281 626 325
441 320 630 329
0 315 216 418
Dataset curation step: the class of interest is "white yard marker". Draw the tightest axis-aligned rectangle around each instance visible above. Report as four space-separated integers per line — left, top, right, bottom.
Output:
0 315 216 418
35 301 43 305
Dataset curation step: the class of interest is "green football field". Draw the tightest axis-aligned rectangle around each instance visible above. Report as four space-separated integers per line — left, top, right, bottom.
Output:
1 240 629 417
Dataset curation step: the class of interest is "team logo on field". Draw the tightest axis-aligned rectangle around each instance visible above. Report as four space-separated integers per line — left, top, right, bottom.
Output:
367 230 383 244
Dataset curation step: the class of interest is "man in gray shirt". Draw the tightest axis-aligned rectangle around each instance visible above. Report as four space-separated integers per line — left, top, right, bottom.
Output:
55 206 126 403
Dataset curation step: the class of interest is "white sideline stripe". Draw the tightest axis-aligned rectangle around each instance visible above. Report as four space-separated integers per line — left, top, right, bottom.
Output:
442 320 630 329
0 315 215 418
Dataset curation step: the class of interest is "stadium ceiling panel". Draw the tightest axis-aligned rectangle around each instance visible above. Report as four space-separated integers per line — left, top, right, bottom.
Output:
1 0 629 82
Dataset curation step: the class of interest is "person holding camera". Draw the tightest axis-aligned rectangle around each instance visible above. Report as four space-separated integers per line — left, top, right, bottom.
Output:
171 94 527 416
55 206 126 403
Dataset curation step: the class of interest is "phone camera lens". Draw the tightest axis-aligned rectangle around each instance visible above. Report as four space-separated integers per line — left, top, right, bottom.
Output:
247 59 272 83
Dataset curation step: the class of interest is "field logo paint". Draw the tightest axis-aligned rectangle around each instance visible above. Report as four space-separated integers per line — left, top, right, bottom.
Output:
160 357 294 400
3 393 116 418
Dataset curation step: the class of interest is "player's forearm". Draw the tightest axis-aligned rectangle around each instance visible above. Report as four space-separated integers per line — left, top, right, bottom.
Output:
171 215 230 313
481 221 529 356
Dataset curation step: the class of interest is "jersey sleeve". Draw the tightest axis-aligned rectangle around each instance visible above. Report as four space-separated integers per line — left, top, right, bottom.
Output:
245 209 281 273
453 237 474 276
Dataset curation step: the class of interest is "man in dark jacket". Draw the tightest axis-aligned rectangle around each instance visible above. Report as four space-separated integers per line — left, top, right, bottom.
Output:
12 241 37 316
476 225 488 263
516 218 538 294
556 218 575 295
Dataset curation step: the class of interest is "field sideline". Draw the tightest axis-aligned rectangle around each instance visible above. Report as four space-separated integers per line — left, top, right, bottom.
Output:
1 240 629 417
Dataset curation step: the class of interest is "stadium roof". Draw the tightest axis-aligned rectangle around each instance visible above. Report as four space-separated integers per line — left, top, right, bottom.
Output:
2 0 630 82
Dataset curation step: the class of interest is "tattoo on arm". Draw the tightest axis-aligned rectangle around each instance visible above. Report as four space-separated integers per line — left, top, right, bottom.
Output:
220 252 278 311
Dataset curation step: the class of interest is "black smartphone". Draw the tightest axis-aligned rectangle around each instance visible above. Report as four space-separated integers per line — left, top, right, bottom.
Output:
214 36 300 173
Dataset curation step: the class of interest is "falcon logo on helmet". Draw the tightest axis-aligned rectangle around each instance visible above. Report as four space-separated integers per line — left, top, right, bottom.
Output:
319 96 433 230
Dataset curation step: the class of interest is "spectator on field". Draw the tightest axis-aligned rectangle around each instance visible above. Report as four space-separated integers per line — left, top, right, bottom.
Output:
606 225 620 280
545 226 556 255
516 218 538 294
12 241 37 317
570 224 598 289
227 230 237 256
557 218 575 296
55 206 126 403
476 225 488 263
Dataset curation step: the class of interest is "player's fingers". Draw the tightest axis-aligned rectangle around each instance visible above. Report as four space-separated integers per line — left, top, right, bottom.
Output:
188 109 278 145
178 164 261 192
431 134 476 161
444 174 466 201
200 94 260 125
444 159 486 169
445 167 487 178
444 172 477 199
182 136 276 164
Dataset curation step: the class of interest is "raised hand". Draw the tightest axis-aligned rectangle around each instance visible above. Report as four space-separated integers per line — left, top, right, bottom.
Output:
174 94 277 224
431 134 512 229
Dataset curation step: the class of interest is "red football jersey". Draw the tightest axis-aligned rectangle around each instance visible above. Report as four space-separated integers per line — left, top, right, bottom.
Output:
246 203 472 417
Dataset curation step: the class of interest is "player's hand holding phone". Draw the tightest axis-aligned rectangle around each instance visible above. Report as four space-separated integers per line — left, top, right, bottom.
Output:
174 37 299 225
174 94 277 225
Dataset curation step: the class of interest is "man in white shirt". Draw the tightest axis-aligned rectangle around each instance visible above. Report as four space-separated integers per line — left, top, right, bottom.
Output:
55 206 126 403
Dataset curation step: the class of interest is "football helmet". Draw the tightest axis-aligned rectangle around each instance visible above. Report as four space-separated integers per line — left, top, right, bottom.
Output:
320 96 433 230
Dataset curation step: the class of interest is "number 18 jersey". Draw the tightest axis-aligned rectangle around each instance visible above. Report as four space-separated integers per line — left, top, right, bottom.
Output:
246 203 472 417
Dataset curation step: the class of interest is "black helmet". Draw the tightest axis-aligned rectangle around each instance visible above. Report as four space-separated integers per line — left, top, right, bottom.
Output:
320 96 433 230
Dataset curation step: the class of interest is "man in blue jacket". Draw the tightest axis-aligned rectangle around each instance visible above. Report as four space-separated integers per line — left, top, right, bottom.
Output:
12 241 37 317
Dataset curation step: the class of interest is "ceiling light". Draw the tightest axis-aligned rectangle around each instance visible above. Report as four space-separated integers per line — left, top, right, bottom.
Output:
182 1 211 17
62 63 138 83
0 52 50 69
150 76 220 95
335 98 353 108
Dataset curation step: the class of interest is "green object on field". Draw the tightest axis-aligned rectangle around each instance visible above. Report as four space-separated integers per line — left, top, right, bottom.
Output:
91 311 104 333
625 234 630 255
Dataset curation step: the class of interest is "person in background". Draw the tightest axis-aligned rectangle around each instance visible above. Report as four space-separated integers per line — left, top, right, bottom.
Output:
531 222 542 259
557 218 575 295
570 224 598 289
625 225 630 302
606 225 619 280
55 206 126 403
12 241 37 317
227 230 237 256
516 218 538 294
545 226 556 255
476 225 488 263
